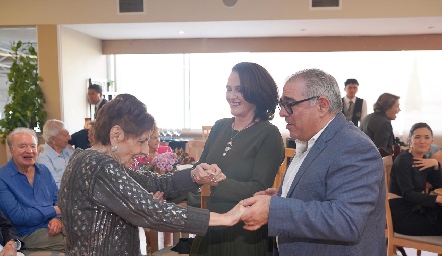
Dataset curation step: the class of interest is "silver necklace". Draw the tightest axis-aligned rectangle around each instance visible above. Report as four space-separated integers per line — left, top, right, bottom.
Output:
223 120 255 157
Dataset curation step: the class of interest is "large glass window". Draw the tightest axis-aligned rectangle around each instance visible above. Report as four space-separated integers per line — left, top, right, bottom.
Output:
115 50 442 141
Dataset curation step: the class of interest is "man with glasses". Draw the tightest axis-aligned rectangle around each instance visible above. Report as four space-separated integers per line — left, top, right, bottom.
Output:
240 69 385 255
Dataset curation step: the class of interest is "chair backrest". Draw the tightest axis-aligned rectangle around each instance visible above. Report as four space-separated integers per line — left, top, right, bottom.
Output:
383 155 394 239
201 126 212 140
187 140 206 162
272 148 296 189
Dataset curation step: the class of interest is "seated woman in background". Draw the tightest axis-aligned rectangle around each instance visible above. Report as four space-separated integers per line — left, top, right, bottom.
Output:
147 126 172 158
389 122 442 235
360 92 400 155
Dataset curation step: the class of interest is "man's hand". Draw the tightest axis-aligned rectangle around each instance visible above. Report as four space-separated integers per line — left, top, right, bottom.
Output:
48 218 62 236
0 240 18 256
240 195 271 231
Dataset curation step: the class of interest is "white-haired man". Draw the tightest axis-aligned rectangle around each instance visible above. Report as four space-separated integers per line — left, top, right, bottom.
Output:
37 119 74 187
0 128 64 252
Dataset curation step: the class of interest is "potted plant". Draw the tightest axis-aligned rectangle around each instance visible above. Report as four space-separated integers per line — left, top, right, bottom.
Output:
0 41 47 144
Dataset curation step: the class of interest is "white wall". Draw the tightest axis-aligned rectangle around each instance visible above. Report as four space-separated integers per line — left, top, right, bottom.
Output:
59 27 107 134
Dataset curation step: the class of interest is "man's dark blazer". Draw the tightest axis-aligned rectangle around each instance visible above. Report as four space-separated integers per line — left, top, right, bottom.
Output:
0 208 20 246
94 98 108 119
68 129 90 149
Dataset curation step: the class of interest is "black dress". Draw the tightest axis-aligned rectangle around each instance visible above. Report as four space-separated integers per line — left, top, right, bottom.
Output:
190 118 284 256
389 150 442 235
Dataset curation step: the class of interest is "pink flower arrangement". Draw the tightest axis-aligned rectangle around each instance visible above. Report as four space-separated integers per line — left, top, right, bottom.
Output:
151 152 179 173
130 148 195 174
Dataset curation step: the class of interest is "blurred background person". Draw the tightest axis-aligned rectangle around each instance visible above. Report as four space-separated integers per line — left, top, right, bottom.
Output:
360 92 401 155
190 62 284 256
88 83 108 119
37 119 74 187
388 122 442 235
147 126 172 160
69 119 94 150
341 78 367 126
58 93 244 255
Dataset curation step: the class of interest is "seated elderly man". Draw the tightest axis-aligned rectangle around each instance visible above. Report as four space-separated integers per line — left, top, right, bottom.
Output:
37 119 74 187
0 209 24 256
0 128 64 252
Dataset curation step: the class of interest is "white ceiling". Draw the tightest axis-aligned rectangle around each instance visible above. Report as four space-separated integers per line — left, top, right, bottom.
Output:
63 17 442 40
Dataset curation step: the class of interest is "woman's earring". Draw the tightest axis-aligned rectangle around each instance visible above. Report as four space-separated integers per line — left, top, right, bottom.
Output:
111 145 118 152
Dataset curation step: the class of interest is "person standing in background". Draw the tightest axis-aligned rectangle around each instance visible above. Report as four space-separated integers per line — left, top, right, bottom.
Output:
88 84 108 119
341 78 367 126
360 93 401 155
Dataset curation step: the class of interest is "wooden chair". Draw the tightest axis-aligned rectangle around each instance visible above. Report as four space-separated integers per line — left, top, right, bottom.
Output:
201 126 212 140
383 156 442 256
272 148 296 190
200 184 211 209
186 140 205 161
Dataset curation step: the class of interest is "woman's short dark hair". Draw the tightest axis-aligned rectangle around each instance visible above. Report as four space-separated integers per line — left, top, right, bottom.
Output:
94 94 155 145
409 122 433 139
232 62 279 121
373 93 400 113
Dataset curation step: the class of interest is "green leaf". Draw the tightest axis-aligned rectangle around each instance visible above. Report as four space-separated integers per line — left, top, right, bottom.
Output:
0 41 47 144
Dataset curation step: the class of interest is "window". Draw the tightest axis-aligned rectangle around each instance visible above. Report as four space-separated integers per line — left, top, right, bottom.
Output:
115 50 442 141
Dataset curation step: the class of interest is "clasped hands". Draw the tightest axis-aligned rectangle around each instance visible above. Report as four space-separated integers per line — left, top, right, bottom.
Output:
218 188 277 230
413 157 439 171
191 163 226 186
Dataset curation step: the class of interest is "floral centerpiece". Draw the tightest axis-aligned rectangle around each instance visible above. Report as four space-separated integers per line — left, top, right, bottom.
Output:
131 148 195 174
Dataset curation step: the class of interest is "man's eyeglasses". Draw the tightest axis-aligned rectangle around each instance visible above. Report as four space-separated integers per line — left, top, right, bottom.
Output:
278 96 320 115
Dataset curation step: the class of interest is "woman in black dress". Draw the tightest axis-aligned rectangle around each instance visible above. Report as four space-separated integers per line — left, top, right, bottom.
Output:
389 122 442 235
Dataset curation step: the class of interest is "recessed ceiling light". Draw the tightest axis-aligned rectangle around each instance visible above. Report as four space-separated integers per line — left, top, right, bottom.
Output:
301 29 306 32
179 31 184 34
428 26 434 29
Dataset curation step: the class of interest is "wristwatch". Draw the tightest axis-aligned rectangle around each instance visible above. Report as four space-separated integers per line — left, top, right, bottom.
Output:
10 239 21 251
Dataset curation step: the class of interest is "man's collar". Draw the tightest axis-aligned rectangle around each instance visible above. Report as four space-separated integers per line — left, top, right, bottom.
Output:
95 97 104 106
295 116 336 152
43 143 62 157
345 95 356 101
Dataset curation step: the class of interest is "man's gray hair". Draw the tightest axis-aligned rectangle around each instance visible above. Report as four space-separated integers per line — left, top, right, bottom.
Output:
285 69 343 114
42 119 66 142
6 127 38 146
